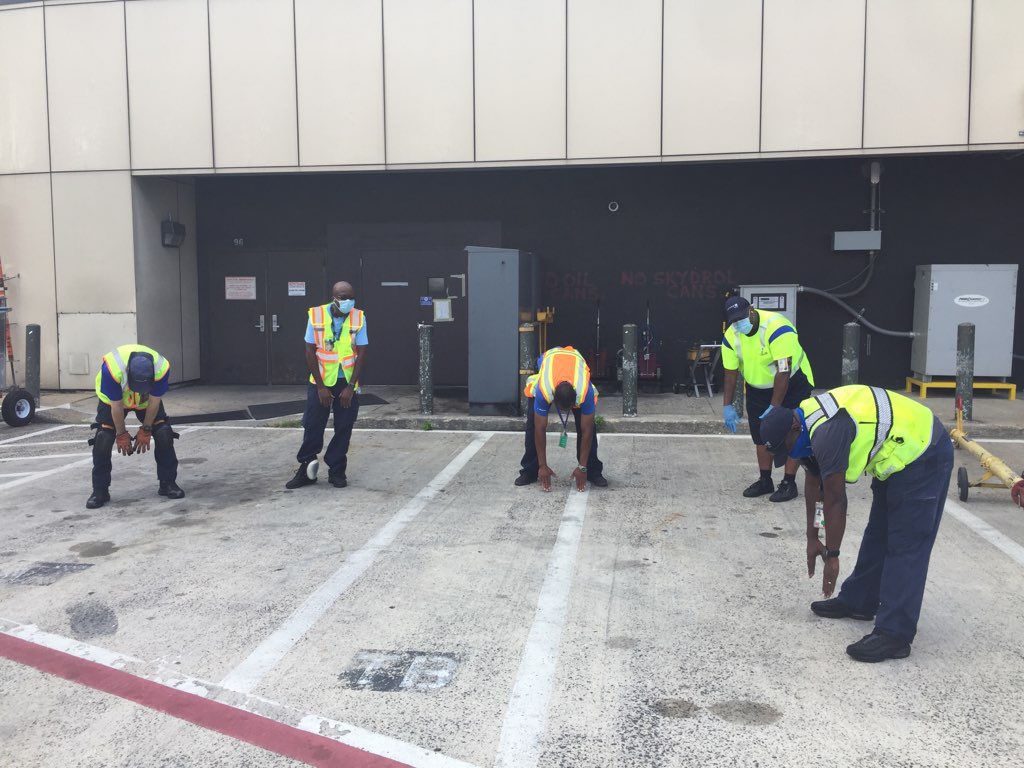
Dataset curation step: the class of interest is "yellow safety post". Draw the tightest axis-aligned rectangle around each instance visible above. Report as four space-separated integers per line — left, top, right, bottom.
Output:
950 395 1024 506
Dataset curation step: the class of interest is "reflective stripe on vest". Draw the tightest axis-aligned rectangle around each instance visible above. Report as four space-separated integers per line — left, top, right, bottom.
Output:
523 347 590 406
308 305 365 387
95 344 169 409
801 385 931 482
730 310 806 389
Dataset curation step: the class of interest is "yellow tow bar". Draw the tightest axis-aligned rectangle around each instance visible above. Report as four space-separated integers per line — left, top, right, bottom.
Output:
950 395 1024 506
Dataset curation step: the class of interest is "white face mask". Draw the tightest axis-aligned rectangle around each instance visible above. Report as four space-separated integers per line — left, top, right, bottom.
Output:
334 298 355 314
733 317 753 335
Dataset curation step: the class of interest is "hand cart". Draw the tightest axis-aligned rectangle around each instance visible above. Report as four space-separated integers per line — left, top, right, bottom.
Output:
950 395 1023 507
0 263 36 427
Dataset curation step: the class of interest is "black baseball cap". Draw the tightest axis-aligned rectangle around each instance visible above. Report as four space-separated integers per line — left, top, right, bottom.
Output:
761 406 797 467
127 352 155 395
724 296 751 324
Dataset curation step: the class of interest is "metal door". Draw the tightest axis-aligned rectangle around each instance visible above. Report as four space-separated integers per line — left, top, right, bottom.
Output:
207 251 271 383
268 252 327 384
360 249 468 385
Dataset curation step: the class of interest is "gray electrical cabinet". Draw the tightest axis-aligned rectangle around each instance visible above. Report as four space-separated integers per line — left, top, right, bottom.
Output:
910 264 1018 378
467 247 537 416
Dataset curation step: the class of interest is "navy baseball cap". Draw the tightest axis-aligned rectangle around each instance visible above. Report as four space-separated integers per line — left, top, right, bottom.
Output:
724 296 751 324
127 352 155 395
761 406 797 467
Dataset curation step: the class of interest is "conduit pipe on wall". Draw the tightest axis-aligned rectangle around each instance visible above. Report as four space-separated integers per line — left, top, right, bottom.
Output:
797 285 916 339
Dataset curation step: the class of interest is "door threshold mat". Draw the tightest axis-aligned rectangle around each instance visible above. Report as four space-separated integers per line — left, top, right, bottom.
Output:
173 410 251 424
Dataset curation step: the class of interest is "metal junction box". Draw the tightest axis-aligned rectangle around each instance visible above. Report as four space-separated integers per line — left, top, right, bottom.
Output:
740 284 798 326
910 264 1018 378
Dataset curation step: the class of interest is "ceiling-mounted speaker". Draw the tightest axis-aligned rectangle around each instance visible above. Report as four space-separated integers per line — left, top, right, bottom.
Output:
161 219 186 248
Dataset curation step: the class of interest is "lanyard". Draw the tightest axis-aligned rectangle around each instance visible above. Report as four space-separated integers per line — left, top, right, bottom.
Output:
555 405 570 448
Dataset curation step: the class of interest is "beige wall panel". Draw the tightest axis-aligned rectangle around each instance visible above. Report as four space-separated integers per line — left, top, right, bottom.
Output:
662 0 761 155
864 0 970 148
52 171 135 316
132 177 183 370
45 2 130 171
57 312 138 390
971 0 1024 144
296 0 384 166
567 0 661 159
761 0 865 152
475 0 565 162
0 8 49 174
0 174 58 388
126 0 213 169
383 0 474 164
209 0 298 168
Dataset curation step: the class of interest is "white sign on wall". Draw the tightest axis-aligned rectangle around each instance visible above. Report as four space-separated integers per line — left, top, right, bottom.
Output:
288 281 306 297
225 276 257 300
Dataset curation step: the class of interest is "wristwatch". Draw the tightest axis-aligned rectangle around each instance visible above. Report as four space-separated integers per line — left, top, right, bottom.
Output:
823 548 840 560
140 424 153 433
576 465 587 473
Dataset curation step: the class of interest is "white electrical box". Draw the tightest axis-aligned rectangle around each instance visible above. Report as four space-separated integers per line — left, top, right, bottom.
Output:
740 284 799 326
911 264 1018 378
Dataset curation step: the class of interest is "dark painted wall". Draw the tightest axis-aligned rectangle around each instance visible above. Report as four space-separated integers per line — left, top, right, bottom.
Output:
197 152 1024 389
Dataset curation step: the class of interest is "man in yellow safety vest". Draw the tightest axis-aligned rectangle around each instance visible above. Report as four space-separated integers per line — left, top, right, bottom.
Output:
721 295 814 503
761 385 952 662
285 280 368 490
516 346 607 491
88 344 183 509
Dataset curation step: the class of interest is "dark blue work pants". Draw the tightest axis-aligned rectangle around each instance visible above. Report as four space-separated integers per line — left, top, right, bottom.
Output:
92 401 177 489
837 431 954 643
296 382 360 477
520 398 603 478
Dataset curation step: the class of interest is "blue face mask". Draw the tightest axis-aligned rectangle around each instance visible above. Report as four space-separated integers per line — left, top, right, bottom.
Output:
733 317 753 335
334 298 355 314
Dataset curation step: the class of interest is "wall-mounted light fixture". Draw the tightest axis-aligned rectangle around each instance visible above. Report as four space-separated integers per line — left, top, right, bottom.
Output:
161 216 186 248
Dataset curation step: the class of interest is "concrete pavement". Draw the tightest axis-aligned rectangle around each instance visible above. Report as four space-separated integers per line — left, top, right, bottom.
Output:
1 422 1023 767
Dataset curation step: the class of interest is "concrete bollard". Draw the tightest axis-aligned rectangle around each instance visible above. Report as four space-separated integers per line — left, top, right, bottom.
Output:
733 372 745 418
841 322 860 386
518 323 537 416
25 324 41 403
418 323 433 416
622 324 637 417
956 322 975 421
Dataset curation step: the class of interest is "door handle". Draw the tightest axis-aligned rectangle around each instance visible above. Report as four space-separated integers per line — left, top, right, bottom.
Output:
255 315 265 332
271 314 279 332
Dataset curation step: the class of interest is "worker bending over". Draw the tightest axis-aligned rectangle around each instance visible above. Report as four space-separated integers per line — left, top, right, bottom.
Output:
761 385 952 662
87 345 183 509
516 346 607 491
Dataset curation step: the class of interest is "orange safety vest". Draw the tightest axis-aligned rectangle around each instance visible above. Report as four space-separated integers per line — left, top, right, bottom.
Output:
308 305 365 387
523 346 593 407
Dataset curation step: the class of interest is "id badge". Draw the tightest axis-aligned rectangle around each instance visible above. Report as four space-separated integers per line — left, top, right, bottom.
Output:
558 432 567 449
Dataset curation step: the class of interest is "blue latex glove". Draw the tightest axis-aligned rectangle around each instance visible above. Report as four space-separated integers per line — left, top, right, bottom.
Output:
760 404 774 419
723 404 739 433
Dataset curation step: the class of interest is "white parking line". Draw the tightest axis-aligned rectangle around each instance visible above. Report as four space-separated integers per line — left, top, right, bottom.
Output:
0 472 34 478
494 487 590 768
0 452 91 462
0 619 480 768
0 440 88 448
0 424 74 446
219 431 495 694
945 499 1024 566
0 457 94 492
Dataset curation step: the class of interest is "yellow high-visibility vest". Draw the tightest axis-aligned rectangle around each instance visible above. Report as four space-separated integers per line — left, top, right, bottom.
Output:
800 385 935 482
94 344 169 410
308 305 365 387
722 309 814 389
523 346 593 407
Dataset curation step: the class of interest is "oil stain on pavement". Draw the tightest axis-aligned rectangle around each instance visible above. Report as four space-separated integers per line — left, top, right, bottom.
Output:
70 541 119 557
66 600 118 639
709 699 782 725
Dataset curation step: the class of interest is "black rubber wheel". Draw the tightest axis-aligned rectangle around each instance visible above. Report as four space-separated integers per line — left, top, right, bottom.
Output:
957 466 969 503
2 388 36 427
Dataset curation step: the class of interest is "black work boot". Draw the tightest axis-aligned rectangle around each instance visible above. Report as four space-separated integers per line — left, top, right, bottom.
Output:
742 477 775 497
328 471 347 488
514 473 537 487
159 481 185 499
810 598 875 621
86 488 110 509
589 474 608 488
846 630 911 663
285 461 318 490
769 478 798 502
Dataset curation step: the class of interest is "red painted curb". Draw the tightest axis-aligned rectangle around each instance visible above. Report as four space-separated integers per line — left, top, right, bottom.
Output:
0 632 410 768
